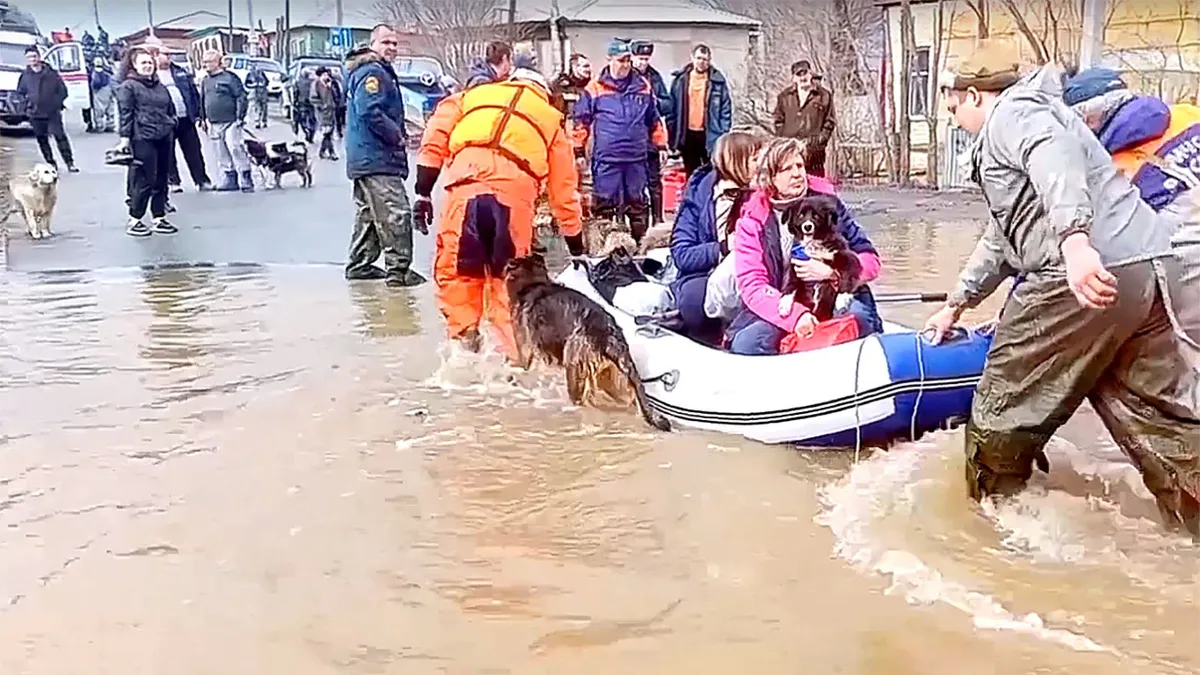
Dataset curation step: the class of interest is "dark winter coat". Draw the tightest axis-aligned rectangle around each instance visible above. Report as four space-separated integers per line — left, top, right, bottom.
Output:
16 65 68 119
116 74 177 141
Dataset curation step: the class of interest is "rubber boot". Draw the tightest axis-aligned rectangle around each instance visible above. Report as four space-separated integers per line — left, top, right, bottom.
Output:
239 170 255 193
216 170 239 192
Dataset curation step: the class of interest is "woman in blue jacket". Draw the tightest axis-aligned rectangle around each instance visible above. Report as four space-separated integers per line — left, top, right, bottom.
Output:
669 131 765 342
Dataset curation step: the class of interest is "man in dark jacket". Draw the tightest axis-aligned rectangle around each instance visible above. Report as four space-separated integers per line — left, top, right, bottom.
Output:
344 24 425 287
463 41 512 89
244 64 270 129
667 44 732 178
16 47 77 172
632 40 671 224
290 67 316 142
550 53 591 122
773 60 836 177
156 51 212 193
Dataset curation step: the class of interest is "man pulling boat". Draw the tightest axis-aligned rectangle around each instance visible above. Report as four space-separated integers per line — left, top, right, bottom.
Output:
924 41 1200 535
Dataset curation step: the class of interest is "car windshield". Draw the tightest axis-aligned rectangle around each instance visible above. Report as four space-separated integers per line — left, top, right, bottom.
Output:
0 42 29 71
394 57 443 76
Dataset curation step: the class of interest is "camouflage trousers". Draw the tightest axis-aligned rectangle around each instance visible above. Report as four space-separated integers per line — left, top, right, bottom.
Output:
967 259 1200 536
1161 197 1200 371
347 174 418 284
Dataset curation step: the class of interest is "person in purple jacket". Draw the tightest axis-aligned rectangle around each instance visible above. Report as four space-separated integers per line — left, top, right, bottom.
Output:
669 130 765 343
572 38 669 243
727 137 884 355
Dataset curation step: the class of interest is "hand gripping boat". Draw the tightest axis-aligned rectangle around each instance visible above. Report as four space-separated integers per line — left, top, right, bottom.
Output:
554 260 993 447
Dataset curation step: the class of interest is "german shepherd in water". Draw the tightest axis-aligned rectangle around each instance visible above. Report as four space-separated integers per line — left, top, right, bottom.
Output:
504 253 672 432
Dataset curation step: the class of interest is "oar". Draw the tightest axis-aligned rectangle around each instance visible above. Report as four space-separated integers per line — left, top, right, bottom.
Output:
874 292 947 304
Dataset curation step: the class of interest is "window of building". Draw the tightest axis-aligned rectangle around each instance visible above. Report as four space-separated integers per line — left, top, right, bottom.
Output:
908 46 931 118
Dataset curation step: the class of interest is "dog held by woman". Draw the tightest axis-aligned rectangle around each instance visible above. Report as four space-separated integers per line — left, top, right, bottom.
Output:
504 253 671 431
778 195 863 320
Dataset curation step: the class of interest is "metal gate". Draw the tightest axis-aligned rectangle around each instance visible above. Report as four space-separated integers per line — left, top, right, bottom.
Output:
939 125 975 189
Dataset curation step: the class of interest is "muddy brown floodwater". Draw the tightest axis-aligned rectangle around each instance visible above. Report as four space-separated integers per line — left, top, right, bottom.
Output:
0 198 1196 675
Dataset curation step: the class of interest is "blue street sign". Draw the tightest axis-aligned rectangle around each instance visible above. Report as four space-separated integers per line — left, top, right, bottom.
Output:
329 26 353 50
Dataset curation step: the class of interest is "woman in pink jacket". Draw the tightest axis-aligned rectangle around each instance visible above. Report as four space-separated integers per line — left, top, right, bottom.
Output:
727 137 884 355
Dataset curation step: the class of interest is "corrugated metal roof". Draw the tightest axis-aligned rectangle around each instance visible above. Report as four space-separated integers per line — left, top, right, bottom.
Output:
156 10 228 30
514 0 759 26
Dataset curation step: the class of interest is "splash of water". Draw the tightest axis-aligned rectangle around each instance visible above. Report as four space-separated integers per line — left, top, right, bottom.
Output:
813 439 1113 653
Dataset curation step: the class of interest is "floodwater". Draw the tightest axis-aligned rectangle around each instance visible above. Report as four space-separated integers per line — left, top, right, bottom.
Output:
0 217 1197 675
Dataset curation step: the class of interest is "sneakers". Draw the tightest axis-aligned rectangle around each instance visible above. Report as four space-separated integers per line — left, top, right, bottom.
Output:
239 170 255 193
151 218 178 234
198 181 215 192
126 219 151 237
126 218 178 236
165 200 177 213
169 184 184 193
66 163 79 173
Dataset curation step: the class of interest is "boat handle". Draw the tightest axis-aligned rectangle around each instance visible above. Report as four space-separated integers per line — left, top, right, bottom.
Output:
642 369 679 392
919 326 971 344
635 324 670 339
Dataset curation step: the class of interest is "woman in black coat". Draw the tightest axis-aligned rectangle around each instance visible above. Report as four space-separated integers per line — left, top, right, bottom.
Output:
115 46 178 237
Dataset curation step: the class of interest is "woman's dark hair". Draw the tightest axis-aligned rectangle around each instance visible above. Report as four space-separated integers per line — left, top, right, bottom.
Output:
121 45 152 79
315 66 329 76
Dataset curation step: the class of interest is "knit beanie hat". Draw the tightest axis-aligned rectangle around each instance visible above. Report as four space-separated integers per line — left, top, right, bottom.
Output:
607 38 632 58
945 39 1021 91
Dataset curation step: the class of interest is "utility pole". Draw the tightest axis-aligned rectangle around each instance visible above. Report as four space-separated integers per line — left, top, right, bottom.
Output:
335 0 343 26
146 0 155 37
93 0 101 28
247 0 256 55
508 0 517 24
227 0 235 53
284 0 292 67
1079 0 1106 69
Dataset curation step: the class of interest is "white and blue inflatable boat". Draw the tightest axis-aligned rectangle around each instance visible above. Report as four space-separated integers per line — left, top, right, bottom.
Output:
555 258 993 448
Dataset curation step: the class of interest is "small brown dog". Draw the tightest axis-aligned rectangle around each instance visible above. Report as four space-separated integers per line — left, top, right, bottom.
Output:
778 195 863 321
504 253 671 431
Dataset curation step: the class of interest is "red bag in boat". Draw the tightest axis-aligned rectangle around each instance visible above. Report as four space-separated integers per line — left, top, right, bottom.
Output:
779 315 860 354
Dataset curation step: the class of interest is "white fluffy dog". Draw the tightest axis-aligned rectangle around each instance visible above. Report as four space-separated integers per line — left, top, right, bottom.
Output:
9 163 59 239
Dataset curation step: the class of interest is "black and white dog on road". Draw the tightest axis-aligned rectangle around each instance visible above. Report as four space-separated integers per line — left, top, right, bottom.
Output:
243 138 314 189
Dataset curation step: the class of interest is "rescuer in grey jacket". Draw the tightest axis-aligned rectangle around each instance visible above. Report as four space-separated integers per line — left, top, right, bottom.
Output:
924 41 1200 536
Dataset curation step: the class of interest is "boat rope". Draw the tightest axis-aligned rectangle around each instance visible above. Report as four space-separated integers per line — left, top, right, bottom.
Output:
911 330 928 444
852 335 867 463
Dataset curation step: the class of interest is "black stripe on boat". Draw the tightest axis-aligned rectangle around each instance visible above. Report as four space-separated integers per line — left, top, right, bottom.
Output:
645 375 981 426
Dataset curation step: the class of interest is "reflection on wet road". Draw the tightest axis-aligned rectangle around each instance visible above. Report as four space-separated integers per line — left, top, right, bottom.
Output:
0 246 1196 674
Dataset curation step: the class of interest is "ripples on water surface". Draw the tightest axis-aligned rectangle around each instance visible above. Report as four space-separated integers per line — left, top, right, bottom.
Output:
0 252 1196 674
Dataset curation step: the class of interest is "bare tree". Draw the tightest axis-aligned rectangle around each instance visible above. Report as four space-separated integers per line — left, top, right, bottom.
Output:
717 0 898 181
370 0 534 77
897 0 913 184
963 0 990 38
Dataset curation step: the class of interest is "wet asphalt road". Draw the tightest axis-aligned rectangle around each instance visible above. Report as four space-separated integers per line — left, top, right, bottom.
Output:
2 117 437 276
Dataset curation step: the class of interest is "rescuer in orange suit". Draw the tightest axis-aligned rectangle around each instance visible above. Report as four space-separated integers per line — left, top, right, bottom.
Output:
413 60 586 355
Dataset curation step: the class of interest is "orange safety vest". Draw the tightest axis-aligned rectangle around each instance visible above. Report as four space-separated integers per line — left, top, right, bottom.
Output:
447 80 564 182
1111 104 1200 211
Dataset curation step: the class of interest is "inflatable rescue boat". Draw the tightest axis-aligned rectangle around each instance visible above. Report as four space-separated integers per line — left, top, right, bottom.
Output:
554 259 993 447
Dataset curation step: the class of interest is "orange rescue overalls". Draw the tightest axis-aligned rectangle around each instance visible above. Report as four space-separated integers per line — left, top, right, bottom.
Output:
416 79 584 356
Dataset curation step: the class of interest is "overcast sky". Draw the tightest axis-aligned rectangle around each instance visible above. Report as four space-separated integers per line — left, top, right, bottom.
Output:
35 0 384 37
